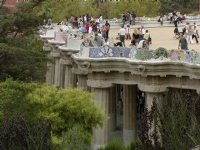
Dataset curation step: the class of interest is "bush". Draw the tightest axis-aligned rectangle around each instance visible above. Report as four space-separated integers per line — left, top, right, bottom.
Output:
126 139 144 150
98 139 124 150
0 117 51 150
0 80 105 148
153 47 168 59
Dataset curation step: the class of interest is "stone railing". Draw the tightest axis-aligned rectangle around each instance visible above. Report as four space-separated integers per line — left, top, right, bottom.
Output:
105 15 200 25
79 45 200 65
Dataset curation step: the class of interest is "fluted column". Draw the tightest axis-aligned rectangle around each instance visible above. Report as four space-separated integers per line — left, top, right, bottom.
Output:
54 57 61 87
145 93 163 111
91 87 110 150
123 85 137 146
145 92 167 144
77 75 87 90
108 86 117 135
64 65 76 88
43 42 54 85
46 61 54 85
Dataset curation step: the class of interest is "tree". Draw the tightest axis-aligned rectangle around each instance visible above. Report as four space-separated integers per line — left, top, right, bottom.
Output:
159 0 199 14
0 1 48 82
0 80 105 148
0 117 51 150
158 89 200 150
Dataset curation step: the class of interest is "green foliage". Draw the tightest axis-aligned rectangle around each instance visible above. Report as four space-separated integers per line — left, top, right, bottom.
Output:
0 1 48 82
0 41 47 82
153 47 168 59
98 139 124 150
32 0 161 21
0 80 105 147
0 2 43 38
159 0 199 14
158 89 200 150
126 139 144 150
61 124 89 150
98 139 144 150
0 117 51 150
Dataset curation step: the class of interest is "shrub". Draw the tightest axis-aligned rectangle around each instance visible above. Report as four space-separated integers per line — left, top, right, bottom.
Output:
98 139 124 150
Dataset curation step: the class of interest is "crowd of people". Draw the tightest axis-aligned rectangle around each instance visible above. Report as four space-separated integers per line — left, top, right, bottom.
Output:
117 25 152 49
45 11 200 52
122 11 136 26
175 22 199 51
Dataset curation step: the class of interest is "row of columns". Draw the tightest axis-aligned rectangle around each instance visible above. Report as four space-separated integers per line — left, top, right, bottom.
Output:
44 43 88 89
91 84 164 149
44 42 164 149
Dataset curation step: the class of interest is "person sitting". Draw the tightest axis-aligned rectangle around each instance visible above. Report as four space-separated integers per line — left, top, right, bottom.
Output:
137 39 147 49
60 23 70 32
114 41 123 47
94 33 104 47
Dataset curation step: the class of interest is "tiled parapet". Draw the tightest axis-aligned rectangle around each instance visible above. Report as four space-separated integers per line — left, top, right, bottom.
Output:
79 45 200 65
89 45 131 58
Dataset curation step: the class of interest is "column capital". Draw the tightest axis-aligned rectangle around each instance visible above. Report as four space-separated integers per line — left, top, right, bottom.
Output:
50 51 60 58
87 80 113 88
43 46 51 52
60 58 72 65
138 84 168 93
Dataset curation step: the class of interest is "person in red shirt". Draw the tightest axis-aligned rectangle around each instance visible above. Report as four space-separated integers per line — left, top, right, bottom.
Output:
85 22 89 33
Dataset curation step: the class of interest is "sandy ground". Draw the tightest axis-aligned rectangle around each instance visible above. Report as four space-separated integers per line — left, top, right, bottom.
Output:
109 27 200 52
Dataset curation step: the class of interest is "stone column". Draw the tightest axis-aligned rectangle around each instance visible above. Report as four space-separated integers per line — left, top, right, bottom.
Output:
145 92 163 111
64 65 75 88
108 86 117 140
46 61 55 85
123 85 137 146
145 92 167 144
54 57 61 87
77 75 87 90
43 43 54 85
91 87 110 150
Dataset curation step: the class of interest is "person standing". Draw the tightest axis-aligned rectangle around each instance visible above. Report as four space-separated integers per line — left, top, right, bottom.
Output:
194 22 199 38
178 33 188 50
174 16 178 28
186 25 194 44
99 15 103 23
105 21 110 40
132 11 136 25
119 26 126 47
125 24 131 40
94 33 104 47
144 30 151 49
101 25 107 41
47 17 52 26
159 16 163 26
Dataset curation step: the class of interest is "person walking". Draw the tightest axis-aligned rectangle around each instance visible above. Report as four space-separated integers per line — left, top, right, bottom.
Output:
119 26 126 47
186 25 194 44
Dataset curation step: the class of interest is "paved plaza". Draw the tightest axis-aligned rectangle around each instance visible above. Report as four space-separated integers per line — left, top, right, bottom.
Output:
110 26 200 52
